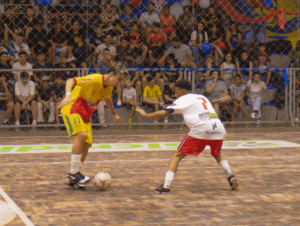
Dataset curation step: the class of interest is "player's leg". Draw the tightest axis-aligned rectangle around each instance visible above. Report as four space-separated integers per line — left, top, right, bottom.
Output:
231 100 239 121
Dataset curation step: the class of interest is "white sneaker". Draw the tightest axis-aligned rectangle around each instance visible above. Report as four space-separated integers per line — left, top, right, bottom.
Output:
117 99 122 106
32 121 37 126
15 121 20 126
164 118 168 123
256 119 261 125
250 112 256 119
154 120 158 123
295 118 299 122
159 102 164 108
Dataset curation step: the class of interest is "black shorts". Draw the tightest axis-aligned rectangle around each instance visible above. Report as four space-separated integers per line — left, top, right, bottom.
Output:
0 100 12 109
124 104 135 110
74 60 86 68
15 99 34 105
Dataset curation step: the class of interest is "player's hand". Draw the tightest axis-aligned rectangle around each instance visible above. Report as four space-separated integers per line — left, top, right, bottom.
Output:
57 95 72 110
21 102 26 110
136 108 147 117
113 114 122 125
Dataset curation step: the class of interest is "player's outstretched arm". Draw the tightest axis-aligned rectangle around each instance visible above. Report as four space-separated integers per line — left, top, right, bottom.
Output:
136 109 170 118
57 78 75 110
104 98 122 125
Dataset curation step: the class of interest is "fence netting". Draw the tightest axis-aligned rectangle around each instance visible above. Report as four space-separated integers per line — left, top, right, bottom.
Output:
0 0 298 127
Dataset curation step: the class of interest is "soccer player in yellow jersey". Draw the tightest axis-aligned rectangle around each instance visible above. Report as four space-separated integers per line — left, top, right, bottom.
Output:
57 64 127 189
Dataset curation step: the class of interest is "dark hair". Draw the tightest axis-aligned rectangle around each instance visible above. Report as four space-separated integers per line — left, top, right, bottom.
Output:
105 33 112 38
0 52 8 57
103 48 110 54
122 36 130 42
16 33 23 38
73 33 83 40
27 6 33 10
251 71 261 83
19 51 27 56
147 2 155 8
234 74 241 79
175 79 191 91
196 22 206 45
20 71 29 79
258 43 265 47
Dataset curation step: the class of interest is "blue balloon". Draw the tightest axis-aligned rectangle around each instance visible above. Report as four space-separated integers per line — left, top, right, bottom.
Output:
35 0 52 6
201 43 212 55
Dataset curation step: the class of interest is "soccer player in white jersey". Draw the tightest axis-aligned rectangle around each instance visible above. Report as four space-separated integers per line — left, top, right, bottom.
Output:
136 79 239 193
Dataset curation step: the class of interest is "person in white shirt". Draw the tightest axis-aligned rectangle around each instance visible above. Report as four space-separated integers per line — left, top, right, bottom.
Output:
93 34 116 68
6 33 31 62
136 79 239 193
139 2 160 30
12 51 33 82
122 79 137 124
14 71 37 126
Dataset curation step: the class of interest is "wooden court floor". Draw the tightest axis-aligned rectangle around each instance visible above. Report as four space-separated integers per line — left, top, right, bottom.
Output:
1 131 300 225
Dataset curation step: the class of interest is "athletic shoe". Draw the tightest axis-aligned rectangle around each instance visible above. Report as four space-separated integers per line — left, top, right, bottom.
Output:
15 121 20 126
256 119 261 125
155 185 170 194
250 112 256 119
154 120 158 123
68 172 91 184
65 177 85 190
3 121 9 125
164 118 168 123
128 119 132 123
32 121 37 126
227 173 239 190
117 99 122 106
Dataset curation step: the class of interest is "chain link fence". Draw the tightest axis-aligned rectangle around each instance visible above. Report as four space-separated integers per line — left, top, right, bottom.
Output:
0 0 298 128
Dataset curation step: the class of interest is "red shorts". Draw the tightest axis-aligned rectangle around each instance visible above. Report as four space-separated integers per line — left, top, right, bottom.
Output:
178 135 223 157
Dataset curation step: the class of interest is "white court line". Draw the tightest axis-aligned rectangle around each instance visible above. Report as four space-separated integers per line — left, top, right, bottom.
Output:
0 155 299 165
0 187 34 226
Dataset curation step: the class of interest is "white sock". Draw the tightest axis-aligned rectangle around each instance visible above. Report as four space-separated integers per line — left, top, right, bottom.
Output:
164 170 175 188
70 154 81 174
219 160 232 176
79 162 84 172
4 119 8 122
32 120 36 123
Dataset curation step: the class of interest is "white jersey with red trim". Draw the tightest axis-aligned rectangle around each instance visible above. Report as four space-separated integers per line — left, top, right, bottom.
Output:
165 93 226 140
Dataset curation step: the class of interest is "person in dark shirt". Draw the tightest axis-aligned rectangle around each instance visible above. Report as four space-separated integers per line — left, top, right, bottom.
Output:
0 78 14 125
90 26 106 49
163 81 175 105
66 22 85 47
19 6 36 42
116 36 131 62
162 53 183 84
33 52 54 85
69 34 87 68
3 7 21 44
0 52 14 85
53 53 75 82
51 79 65 123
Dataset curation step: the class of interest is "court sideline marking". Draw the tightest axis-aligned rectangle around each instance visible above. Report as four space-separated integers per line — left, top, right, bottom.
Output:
0 187 34 226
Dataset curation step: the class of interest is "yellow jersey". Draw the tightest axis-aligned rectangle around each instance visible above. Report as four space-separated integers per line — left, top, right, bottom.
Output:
143 84 162 101
67 74 113 122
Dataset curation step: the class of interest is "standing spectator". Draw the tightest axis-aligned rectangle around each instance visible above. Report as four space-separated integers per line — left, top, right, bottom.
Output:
33 52 54 85
159 37 195 67
99 2 119 31
208 24 224 65
120 4 138 33
12 51 33 81
14 71 37 126
52 78 65 124
236 51 253 83
68 34 87 69
220 53 236 88
140 2 160 31
0 78 14 125
94 34 116 68
229 74 247 121
53 53 76 83
143 77 164 123
176 6 194 45
205 71 231 117
6 33 31 63
225 22 243 58
245 72 269 124
254 43 271 84
122 78 137 124
0 52 13 85
159 4 176 36
146 22 166 58
37 76 55 124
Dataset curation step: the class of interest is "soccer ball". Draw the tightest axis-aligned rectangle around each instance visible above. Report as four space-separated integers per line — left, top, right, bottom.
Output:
94 172 111 190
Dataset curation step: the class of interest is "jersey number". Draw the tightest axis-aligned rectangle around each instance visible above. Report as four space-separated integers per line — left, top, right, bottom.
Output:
198 98 208 110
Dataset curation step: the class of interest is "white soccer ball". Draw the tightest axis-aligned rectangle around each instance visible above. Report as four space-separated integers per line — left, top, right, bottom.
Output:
94 172 111 190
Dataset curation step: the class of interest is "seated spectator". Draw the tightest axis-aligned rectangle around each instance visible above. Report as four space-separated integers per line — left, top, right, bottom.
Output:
162 53 183 87
90 26 106 49
159 4 176 36
225 22 243 58
208 24 224 65
94 34 116 68
201 6 224 34
0 78 14 125
7 33 31 63
220 53 236 88
48 20 68 63
140 2 160 31
52 78 65 124
245 72 269 124
146 22 166 58
189 22 209 66
229 74 247 121
236 51 253 83
3 7 21 44
66 22 85 48
14 71 37 126
205 71 231 117
159 37 195 67
37 76 55 124
176 6 194 45
199 55 215 85
0 52 14 85
28 20 52 60
117 36 131 62
12 51 33 82
100 2 119 31
143 77 164 123
254 43 271 84
163 80 175 123
108 19 124 47
243 25 264 53
53 53 76 83
120 4 139 33
122 78 137 124
68 34 88 68
19 6 36 43
129 22 148 62
33 52 54 85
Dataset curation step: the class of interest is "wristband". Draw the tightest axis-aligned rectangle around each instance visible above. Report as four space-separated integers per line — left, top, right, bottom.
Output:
111 113 116 115
66 92 71 95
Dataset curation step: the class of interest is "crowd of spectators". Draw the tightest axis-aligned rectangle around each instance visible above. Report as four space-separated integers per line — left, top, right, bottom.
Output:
0 0 286 126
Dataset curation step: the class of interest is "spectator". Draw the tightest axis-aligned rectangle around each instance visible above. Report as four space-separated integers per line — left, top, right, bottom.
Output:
229 74 247 121
33 52 54 85
0 39 8 53
245 72 269 124
146 22 166 58
100 2 119 31
189 22 209 66
244 25 264 53
12 51 33 81
14 71 37 126
205 71 231 117
94 34 116 68
68 34 88 68
90 26 106 49
66 22 85 48
52 78 65 124
53 53 75 83
6 33 31 63
129 22 148 62
159 4 176 36
0 52 13 85
143 76 164 123
117 36 131 62
3 7 21 44
19 6 36 42
236 51 253 83
201 6 224 34
163 80 175 123
108 19 124 47
120 4 138 33
220 53 236 88
140 2 160 30
199 55 215 85
96 101 106 128
159 37 195 67
0 78 14 125
162 53 183 86
254 43 271 84
37 76 55 124
122 78 137 124
208 24 224 65
176 6 194 44
225 22 243 58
